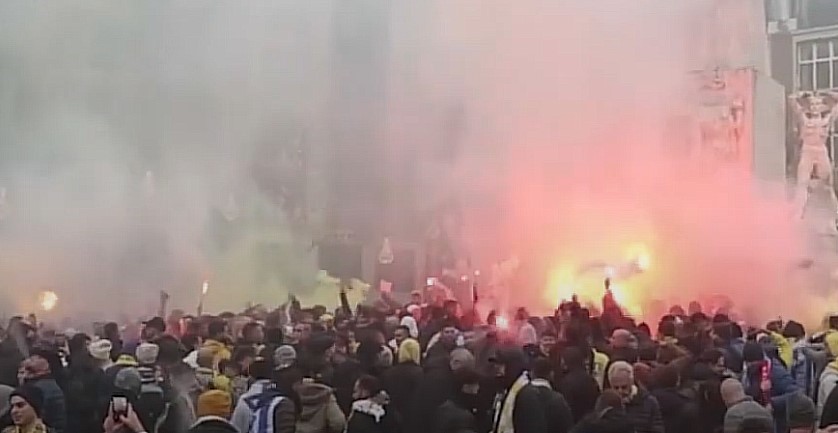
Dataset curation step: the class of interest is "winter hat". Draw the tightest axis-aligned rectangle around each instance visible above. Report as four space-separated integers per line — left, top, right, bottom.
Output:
10 385 44 418
88 339 113 362
400 316 419 339
273 345 297 370
135 343 160 365
787 392 816 429
196 390 232 418
114 368 142 397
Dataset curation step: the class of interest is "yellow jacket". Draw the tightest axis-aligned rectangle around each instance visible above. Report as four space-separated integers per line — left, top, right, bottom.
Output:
769 331 793 369
592 350 609 389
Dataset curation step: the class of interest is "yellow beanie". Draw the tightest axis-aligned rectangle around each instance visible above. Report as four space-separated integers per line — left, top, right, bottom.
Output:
197 390 232 419
398 338 421 364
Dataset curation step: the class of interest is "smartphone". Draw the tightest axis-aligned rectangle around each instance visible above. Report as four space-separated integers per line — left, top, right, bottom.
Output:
426 277 436 287
112 396 128 421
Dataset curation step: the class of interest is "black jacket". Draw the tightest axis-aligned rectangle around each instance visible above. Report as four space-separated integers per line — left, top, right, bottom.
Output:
571 408 636 433
345 399 401 433
531 380 574 433
433 398 478 433
650 387 699 433
188 417 238 433
65 361 108 433
408 364 454 433
381 361 423 421
558 368 601 423
623 389 664 433
0 341 23 387
491 383 547 433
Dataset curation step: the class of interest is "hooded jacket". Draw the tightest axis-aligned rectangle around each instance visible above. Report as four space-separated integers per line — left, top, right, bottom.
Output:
571 408 635 433
295 382 345 433
820 359 838 415
345 397 400 433
530 378 574 433
188 416 238 433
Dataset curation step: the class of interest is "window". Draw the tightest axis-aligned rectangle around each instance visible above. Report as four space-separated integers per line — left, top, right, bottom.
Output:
796 36 838 174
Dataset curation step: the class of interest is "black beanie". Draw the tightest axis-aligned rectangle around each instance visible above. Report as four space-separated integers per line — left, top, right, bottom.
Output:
742 341 765 363
11 385 44 418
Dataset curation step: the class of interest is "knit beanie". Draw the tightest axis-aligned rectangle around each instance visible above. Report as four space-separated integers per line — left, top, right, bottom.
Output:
135 343 160 365
273 345 297 370
196 390 232 418
88 339 113 362
11 385 44 418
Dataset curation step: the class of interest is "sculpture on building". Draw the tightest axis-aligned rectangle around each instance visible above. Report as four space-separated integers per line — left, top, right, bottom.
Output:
695 70 746 163
789 91 838 223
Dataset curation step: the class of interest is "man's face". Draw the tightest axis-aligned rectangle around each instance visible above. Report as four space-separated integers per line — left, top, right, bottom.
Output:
441 327 458 345
712 356 726 375
609 372 634 402
394 328 409 345
491 362 506 378
540 335 557 354
10 396 36 426
411 293 422 305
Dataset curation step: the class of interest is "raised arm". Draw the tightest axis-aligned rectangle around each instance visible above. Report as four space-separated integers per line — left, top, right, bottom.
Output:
788 92 806 124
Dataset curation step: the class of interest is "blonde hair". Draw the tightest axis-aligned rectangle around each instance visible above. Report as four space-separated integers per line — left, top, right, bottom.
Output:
397 338 421 364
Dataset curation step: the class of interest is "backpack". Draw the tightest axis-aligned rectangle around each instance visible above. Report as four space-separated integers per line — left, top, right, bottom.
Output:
244 385 286 433
135 366 170 433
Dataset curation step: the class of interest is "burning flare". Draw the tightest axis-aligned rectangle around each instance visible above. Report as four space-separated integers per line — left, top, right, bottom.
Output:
39 291 58 311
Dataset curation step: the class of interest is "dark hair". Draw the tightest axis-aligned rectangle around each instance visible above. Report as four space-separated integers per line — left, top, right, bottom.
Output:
356 374 383 396
453 367 481 389
652 364 680 388
181 334 201 351
233 346 257 364
104 322 120 338
155 335 185 365
595 390 623 412
208 320 227 338
395 325 410 334
690 312 709 324
250 358 273 380
658 320 676 339
783 321 806 340
265 327 284 345
242 322 262 337
561 346 587 371
532 358 554 381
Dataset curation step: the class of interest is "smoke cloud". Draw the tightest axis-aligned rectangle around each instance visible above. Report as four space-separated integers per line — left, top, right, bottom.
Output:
0 1 820 324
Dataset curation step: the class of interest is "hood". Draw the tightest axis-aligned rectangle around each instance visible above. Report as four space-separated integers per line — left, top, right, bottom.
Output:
583 408 634 433
298 382 333 405
351 399 386 423
825 359 838 375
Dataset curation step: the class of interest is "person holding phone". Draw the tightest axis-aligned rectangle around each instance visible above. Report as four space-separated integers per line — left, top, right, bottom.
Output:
103 400 147 433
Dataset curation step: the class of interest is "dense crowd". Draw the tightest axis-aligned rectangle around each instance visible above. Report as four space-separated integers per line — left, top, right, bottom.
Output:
2 286 838 433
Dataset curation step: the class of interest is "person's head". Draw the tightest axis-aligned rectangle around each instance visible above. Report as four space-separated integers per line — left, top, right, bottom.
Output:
197 390 233 419
353 374 382 400
207 320 228 340
274 345 298 371
450 347 476 372
787 392 816 433
440 326 459 349
9 385 44 427
393 326 410 347
154 335 185 367
23 354 51 379
103 322 120 340
292 323 311 343
241 322 264 345
720 378 747 407
742 342 766 370
249 358 272 381
141 317 166 341
397 338 421 365
196 347 216 370
783 321 806 341
698 348 726 375
737 417 774 433
561 346 587 372
809 94 828 114
595 389 624 413
88 339 113 365
410 291 423 305
489 347 527 385
453 367 481 396
68 333 92 357
610 329 634 349
607 361 635 402
532 357 554 382
444 300 459 316
652 364 679 389
539 331 557 356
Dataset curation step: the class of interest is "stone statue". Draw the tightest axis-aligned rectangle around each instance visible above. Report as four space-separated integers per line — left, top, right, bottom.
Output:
789 90 838 223
695 70 746 163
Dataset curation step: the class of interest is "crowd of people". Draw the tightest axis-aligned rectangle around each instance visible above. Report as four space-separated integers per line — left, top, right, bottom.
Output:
2 286 838 433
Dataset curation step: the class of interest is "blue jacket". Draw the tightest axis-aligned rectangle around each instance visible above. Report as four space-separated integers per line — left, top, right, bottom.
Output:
29 376 66 433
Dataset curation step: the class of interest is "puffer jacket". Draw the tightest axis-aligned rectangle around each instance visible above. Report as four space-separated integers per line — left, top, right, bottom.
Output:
820 360 838 415
623 388 664 433
296 382 346 433
27 375 67 433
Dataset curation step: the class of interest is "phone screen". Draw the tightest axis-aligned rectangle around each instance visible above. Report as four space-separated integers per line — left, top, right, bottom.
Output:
426 277 436 286
112 397 128 420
